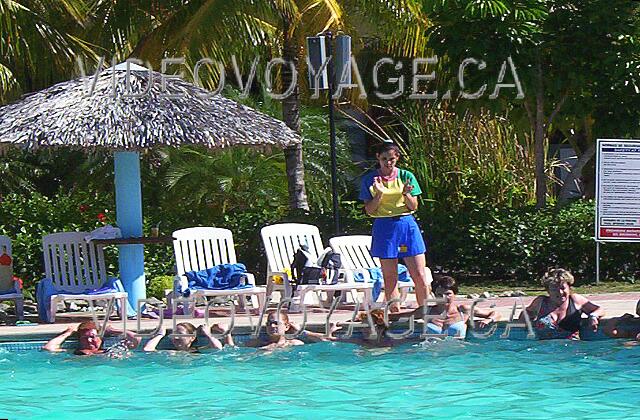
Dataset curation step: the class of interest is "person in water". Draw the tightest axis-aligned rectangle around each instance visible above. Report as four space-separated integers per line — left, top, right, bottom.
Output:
521 268 605 340
601 298 640 341
43 321 141 356
424 275 498 338
143 322 233 352
258 310 339 351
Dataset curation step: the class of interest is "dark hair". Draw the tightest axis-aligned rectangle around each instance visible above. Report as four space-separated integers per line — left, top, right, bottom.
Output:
432 275 458 294
175 322 197 335
376 141 401 157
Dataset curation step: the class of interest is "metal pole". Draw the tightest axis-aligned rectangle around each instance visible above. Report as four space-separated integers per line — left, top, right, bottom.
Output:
596 240 600 285
326 32 341 234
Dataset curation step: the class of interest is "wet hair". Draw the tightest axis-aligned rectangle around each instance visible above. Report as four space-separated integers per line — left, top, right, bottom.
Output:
266 309 290 323
77 321 98 333
541 268 574 290
175 322 197 334
376 141 401 158
431 275 458 294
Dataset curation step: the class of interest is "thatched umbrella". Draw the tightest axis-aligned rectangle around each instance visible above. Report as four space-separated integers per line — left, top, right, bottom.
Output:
0 62 301 306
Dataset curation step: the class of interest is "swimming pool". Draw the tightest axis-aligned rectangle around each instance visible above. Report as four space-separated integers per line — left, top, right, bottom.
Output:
2 338 638 419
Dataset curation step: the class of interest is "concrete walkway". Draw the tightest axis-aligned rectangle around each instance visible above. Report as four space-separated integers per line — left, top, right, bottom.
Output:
1 292 638 340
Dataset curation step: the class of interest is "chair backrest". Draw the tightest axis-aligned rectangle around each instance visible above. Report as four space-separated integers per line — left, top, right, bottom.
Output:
329 235 380 270
0 235 11 257
42 232 108 293
172 227 238 277
261 223 324 274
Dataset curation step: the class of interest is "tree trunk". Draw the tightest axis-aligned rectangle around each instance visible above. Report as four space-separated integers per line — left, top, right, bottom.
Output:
558 142 596 204
534 57 547 208
281 19 309 211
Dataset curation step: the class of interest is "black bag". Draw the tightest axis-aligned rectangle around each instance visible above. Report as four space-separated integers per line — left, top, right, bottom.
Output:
318 250 342 284
290 246 322 286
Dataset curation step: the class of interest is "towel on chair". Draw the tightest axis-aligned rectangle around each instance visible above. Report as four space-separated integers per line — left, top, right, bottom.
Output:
180 263 251 297
36 277 136 323
352 264 412 301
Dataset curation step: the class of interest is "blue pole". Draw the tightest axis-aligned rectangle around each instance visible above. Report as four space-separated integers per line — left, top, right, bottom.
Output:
114 151 146 309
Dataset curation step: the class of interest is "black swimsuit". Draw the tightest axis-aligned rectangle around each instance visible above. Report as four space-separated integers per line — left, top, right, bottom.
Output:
535 296 583 339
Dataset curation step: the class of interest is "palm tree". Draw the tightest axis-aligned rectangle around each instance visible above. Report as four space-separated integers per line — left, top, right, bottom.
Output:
0 0 97 102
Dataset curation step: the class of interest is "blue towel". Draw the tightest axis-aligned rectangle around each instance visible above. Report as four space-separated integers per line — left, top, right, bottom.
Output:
36 277 136 323
181 263 252 297
352 264 412 301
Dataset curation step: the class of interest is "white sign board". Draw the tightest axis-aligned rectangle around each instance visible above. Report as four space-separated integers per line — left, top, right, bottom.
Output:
595 139 640 242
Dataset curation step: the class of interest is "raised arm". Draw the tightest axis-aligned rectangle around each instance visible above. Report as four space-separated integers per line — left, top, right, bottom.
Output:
402 180 418 211
143 327 166 352
364 177 385 215
43 326 75 352
105 324 142 349
197 325 223 350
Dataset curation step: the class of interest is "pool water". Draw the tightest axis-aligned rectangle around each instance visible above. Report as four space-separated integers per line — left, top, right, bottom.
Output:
2 338 639 419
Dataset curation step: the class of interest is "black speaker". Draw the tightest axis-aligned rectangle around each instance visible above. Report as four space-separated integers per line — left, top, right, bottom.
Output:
334 35 351 86
307 36 329 90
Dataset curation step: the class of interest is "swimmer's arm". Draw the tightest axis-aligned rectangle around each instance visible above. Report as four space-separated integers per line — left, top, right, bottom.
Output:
210 323 235 347
197 325 223 350
573 294 605 318
143 327 166 352
105 324 142 349
43 326 75 352
463 304 499 326
519 296 543 322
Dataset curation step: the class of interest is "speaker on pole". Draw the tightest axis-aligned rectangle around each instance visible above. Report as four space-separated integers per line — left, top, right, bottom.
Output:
334 35 352 86
306 36 329 90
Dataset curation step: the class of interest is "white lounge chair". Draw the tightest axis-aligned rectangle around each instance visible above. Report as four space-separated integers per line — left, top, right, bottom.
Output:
43 232 128 322
0 235 24 320
329 235 433 303
172 227 266 311
261 223 373 308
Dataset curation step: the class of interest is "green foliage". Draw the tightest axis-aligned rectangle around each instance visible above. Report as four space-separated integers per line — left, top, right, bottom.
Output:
146 276 175 300
0 191 116 290
424 200 640 284
384 103 538 209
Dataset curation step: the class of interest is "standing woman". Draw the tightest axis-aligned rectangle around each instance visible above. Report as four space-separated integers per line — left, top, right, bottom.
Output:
359 142 431 312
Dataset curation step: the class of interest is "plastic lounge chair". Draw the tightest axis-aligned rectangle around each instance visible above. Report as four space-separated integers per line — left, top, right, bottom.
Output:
329 235 433 303
261 223 373 309
172 227 267 312
43 232 128 323
0 235 24 320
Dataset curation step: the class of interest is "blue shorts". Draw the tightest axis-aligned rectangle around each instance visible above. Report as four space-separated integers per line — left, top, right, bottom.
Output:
371 215 426 259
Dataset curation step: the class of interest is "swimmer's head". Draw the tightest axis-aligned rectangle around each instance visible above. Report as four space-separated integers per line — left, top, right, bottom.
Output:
171 322 197 351
266 310 291 341
76 321 102 354
431 275 458 302
542 268 574 303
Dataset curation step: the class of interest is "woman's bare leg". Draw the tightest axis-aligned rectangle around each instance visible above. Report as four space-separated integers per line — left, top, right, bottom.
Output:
380 258 400 312
403 253 430 307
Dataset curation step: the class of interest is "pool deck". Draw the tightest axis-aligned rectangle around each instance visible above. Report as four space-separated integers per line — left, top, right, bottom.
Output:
1 292 638 340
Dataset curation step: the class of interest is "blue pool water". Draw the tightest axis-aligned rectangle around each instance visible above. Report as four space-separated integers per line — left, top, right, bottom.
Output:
1 338 639 419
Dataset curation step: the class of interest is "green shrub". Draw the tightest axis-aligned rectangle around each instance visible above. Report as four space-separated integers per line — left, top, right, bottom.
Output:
423 200 640 284
146 275 175 300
